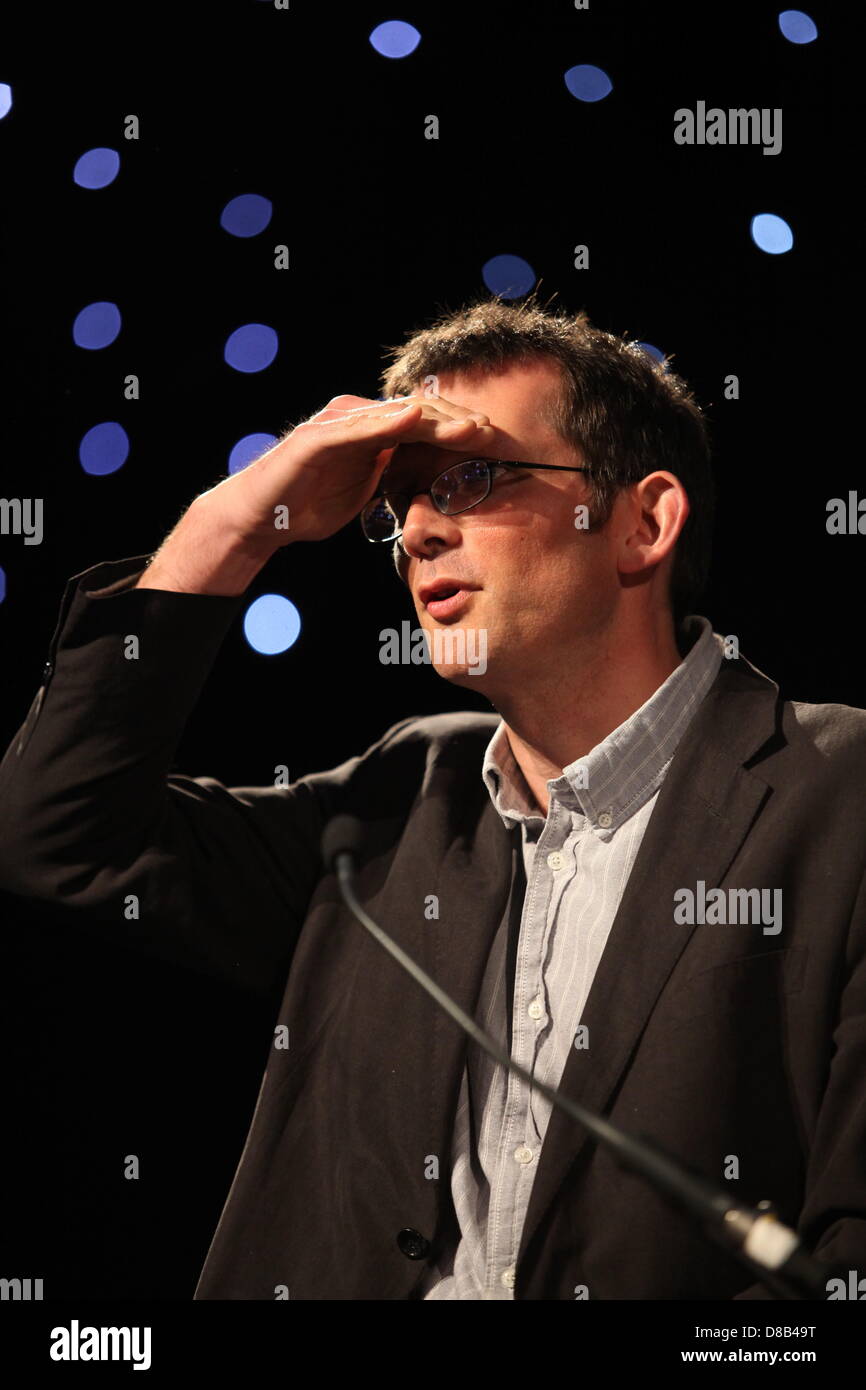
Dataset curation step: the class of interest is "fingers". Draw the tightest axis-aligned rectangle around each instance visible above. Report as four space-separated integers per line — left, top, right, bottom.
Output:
315 392 490 428
303 394 496 464
383 413 497 455
396 396 490 426
401 414 497 455
312 402 492 448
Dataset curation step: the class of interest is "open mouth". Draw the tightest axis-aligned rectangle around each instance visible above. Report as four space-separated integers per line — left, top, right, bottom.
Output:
420 579 477 606
423 586 478 620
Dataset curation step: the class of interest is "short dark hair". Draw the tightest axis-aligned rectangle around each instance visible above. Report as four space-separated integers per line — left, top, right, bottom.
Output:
380 293 714 629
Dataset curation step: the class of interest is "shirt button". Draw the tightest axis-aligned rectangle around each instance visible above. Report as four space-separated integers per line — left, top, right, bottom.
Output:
528 997 544 1020
500 1267 516 1288
598 811 612 828
514 1144 534 1165
546 851 564 870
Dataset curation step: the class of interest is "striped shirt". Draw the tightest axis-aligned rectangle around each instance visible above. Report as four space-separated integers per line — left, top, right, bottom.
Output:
420 614 725 1299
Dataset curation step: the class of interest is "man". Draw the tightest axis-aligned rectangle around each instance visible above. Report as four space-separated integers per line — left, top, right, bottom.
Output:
1 297 864 1300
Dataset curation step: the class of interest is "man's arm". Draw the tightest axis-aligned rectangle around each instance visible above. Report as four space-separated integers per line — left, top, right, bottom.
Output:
133 492 280 597
0 542 325 998
0 395 495 993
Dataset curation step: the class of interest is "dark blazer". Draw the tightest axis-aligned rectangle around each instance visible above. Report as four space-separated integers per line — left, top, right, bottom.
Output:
1 555 865 1300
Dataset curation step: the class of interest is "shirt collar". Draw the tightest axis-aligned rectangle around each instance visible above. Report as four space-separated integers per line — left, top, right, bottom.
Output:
481 615 725 837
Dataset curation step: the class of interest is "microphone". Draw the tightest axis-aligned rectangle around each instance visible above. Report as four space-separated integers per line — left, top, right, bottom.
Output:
321 815 832 1300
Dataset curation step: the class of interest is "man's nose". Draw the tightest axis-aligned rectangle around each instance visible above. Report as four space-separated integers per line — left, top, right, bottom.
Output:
400 493 462 557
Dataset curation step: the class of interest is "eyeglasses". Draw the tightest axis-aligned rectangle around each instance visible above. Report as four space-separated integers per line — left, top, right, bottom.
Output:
359 457 589 543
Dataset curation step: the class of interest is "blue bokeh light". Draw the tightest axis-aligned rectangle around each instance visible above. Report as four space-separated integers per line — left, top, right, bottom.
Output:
243 594 302 655
369 20 421 58
634 341 666 364
0 566 6 604
778 10 818 43
750 213 794 254
482 254 536 300
224 323 279 373
73 301 122 350
229 432 279 474
0 84 13 120
220 193 273 238
79 422 130 476
564 65 613 103
73 148 120 189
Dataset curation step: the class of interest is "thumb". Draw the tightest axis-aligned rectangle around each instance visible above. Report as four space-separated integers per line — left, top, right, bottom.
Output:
373 444 400 471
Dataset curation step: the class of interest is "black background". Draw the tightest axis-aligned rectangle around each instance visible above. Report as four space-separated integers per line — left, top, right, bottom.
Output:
0 0 858 1303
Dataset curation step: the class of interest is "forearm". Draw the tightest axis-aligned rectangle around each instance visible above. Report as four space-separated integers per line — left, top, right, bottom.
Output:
0 558 244 896
135 495 280 596
0 555 315 994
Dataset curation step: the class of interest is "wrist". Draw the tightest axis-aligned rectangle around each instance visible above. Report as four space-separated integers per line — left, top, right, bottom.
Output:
136 498 278 596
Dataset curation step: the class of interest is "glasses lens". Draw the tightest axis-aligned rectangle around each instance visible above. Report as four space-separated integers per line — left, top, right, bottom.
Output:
363 459 492 540
432 459 490 514
361 494 402 541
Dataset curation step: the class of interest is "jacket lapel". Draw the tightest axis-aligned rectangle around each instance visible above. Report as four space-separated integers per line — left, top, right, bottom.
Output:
515 655 782 1268
354 737 515 1251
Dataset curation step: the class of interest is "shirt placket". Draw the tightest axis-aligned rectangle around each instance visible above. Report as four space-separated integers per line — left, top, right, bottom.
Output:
528 812 582 1141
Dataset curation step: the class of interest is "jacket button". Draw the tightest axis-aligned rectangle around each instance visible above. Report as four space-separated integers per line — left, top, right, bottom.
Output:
396 1228 430 1260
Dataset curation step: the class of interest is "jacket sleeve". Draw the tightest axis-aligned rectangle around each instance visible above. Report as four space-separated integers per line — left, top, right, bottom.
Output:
732 864 866 1300
0 556 353 998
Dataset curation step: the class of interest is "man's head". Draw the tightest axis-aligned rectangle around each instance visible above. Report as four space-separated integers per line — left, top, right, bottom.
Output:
377 295 713 701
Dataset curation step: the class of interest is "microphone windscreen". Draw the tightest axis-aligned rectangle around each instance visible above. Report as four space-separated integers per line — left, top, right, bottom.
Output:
320 814 363 871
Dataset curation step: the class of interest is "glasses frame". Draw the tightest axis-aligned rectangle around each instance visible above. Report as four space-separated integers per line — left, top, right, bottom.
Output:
360 458 590 544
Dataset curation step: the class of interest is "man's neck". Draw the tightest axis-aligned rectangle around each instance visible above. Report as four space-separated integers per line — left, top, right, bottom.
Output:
497 621 686 819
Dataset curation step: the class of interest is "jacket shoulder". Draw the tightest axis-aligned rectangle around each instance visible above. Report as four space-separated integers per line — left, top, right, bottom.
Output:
378 709 501 749
784 696 866 765
299 710 500 807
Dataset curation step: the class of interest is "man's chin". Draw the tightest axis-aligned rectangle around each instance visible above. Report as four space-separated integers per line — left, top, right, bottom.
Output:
420 622 489 681
432 663 489 687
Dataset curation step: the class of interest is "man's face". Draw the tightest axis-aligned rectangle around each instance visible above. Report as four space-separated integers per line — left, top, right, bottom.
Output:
385 359 625 699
